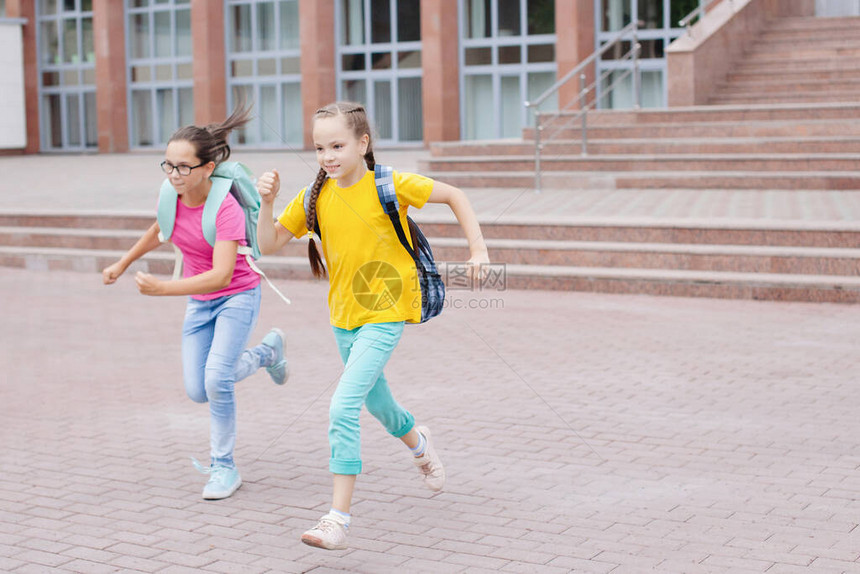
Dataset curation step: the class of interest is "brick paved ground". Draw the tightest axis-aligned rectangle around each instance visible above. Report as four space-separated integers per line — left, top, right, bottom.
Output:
2 267 860 573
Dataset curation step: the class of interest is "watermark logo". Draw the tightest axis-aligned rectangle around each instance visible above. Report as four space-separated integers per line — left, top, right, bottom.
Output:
352 261 403 311
442 262 507 292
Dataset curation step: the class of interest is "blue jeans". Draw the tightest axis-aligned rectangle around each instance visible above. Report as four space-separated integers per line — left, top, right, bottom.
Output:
329 322 415 475
182 285 268 468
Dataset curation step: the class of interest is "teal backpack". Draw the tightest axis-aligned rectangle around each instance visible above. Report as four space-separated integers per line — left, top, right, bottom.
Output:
157 161 291 304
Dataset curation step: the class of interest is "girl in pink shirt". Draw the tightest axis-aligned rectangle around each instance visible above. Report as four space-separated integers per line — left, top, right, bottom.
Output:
102 106 288 500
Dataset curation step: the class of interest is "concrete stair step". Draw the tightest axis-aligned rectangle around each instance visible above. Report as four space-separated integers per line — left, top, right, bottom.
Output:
5 226 858 275
422 154 860 173
765 16 860 31
429 237 860 276
757 33 860 45
728 66 860 81
427 171 860 191
3 245 858 303
0 246 317 281
717 79 860 94
431 136 860 156
525 119 860 140
543 103 860 126
501 264 860 303
0 226 175 252
9 211 860 247
735 61 860 75
710 92 860 105
746 38 860 52
738 47 860 61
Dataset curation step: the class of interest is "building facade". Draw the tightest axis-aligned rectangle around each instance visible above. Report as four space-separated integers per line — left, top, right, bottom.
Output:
2 0 713 154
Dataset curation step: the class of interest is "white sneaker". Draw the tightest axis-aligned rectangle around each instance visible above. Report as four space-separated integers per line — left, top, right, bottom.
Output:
413 425 445 492
301 513 348 550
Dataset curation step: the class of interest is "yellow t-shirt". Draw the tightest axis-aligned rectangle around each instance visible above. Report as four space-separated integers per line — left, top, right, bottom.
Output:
277 169 434 329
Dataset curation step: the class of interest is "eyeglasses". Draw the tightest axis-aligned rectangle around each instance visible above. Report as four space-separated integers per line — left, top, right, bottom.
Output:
160 160 206 176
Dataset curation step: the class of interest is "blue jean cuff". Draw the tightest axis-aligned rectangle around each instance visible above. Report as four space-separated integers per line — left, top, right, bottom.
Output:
330 458 362 475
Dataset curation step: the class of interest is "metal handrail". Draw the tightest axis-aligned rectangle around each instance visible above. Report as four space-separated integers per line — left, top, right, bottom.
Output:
678 0 727 34
524 22 641 192
527 21 638 110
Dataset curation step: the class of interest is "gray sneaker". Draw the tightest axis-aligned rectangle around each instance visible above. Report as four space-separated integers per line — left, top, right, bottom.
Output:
261 328 289 385
413 425 445 491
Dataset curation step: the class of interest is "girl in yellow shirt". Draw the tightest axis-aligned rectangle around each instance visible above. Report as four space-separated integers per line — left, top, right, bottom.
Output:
257 101 489 550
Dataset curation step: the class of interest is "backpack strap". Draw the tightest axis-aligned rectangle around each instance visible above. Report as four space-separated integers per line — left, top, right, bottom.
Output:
156 180 184 280
374 164 424 272
156 179 178 243
200 177 233 248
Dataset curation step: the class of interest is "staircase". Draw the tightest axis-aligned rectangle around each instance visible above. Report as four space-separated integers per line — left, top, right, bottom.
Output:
415 14 860 302
2 211 860 303
710 16 860 105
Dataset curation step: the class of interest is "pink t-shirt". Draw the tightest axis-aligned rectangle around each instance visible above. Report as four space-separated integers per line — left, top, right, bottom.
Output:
169 192 260 301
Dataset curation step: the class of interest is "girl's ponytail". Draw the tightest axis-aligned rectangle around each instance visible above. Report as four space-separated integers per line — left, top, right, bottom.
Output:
305 167 328 279
169 102 253 167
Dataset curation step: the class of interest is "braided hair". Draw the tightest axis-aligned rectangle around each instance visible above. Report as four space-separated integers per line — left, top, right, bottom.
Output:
305 101 376 279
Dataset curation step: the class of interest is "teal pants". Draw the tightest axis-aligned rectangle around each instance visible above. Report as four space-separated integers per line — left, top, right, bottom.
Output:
329 322 414 475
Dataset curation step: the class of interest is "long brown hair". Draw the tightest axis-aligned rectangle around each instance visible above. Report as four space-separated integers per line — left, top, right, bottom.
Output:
169 103 253 167
305 101 376 279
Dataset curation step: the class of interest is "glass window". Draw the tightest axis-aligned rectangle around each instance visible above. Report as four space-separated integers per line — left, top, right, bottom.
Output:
258 2 276 51
130 14 150 59
527 0 554 34
231 4 252 52
282 82 303 143
371 0 391 43
464 74 493 140
397 0 420 42
398 77 422 141
638 0 663 29
602 0 631 32
343 79 367 103
176 9 191 56
45 94 62 147
82 17 94 62
66 93 81 146
342 0 364 45
226 1 304 146
62 18 78 63
500 76 521 137
279 1 300 49
84 92 97 146
154 11 171 57
131 90 153 146
465 0 491 39
40 21 59 65
127 0 194 147
337 0 423 143
499 0 520 37
374 80 392 139
37 0 96 150
596 0 685 109
460 0 555 139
